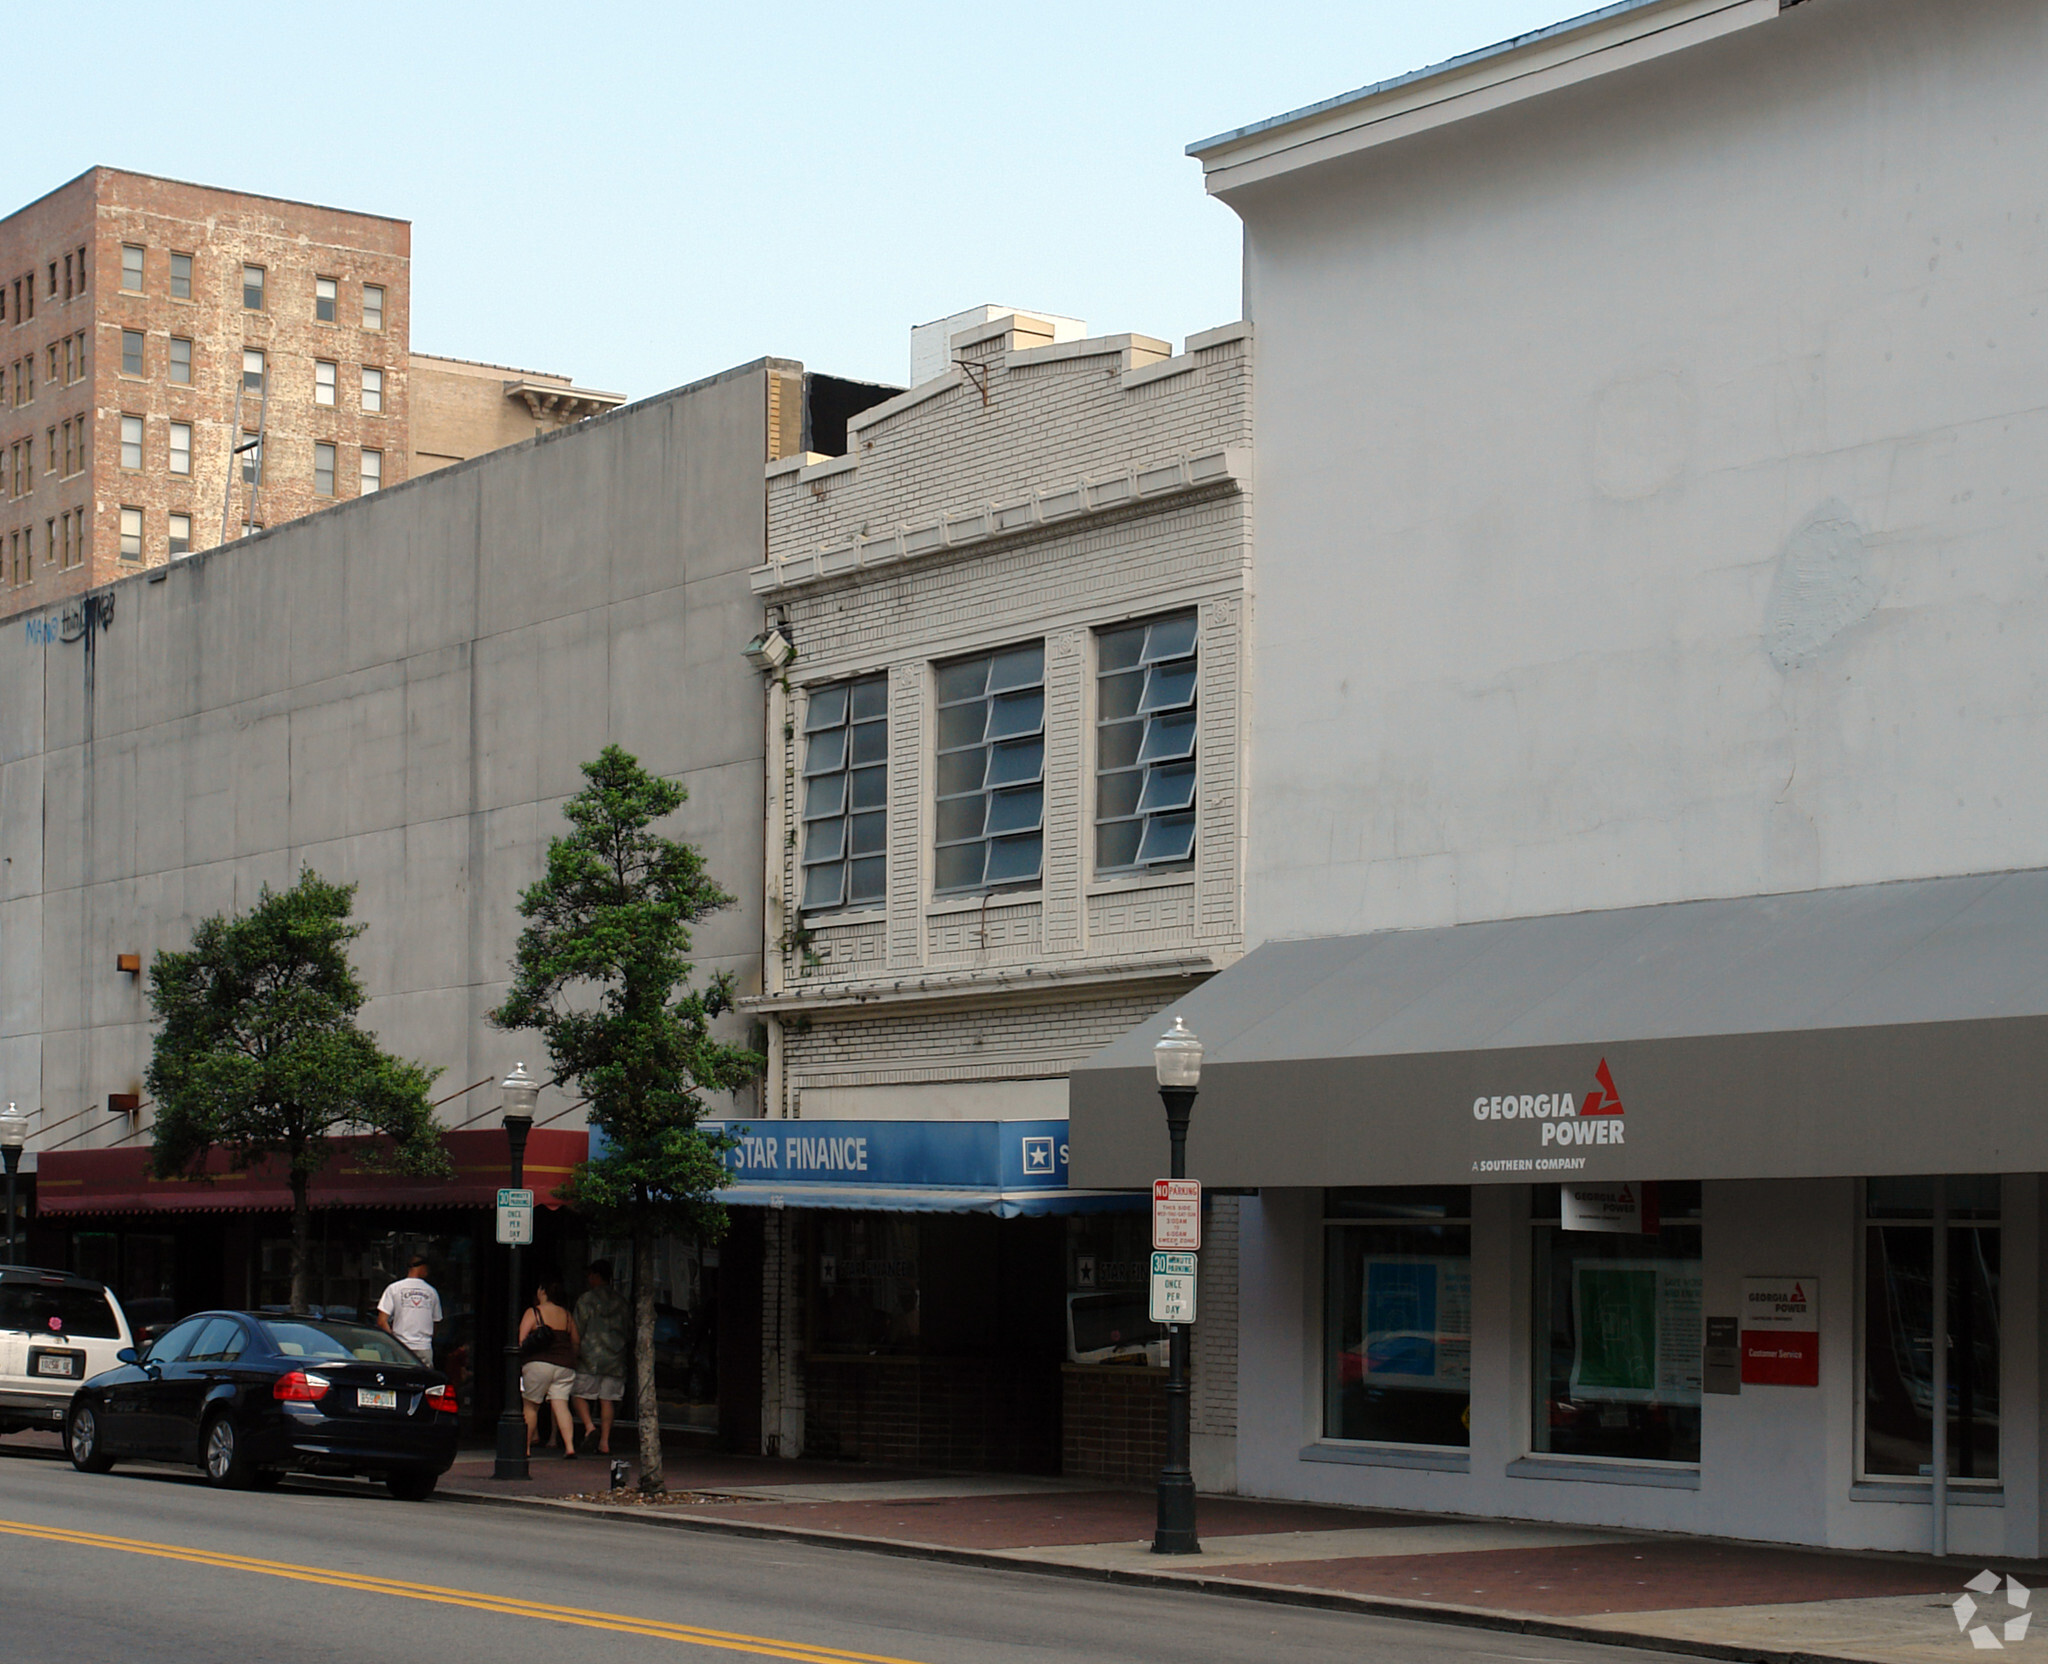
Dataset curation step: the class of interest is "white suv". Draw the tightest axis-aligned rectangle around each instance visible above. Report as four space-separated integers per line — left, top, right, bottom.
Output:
0 1268 133 1436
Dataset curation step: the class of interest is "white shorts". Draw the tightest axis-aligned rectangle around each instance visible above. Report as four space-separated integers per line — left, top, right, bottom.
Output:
520 1361 575 1403
573 1372 624 1401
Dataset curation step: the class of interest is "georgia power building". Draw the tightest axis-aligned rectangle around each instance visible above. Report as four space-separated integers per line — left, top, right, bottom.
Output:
1074 0 2048 1555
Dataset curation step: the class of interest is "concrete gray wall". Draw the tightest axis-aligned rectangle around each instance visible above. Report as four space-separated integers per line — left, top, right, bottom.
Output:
1220 0 2048 942
0 359 778 1143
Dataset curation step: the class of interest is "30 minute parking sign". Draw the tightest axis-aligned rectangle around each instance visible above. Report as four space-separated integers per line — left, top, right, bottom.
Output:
1149 1251 1197 1324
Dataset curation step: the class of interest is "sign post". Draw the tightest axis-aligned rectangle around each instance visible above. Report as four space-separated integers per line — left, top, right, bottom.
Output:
1149 1251 1198 1323
495 1187 535 1247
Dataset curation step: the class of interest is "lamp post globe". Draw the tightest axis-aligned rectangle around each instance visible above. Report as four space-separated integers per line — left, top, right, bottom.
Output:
1151 1018 1202 1556
493 1062 541 1480
0 1103 25 1266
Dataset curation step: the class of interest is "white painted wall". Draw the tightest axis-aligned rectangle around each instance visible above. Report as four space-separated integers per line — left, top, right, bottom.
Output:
1237 1179 2040 1553
1222 0 2048 943
796 1080 1066 1120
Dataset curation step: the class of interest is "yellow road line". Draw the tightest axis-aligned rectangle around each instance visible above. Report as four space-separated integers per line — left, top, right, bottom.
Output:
0 1517 930 1664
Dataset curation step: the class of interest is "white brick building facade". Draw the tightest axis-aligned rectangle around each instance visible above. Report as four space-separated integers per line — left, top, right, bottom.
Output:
745 314 1250 1481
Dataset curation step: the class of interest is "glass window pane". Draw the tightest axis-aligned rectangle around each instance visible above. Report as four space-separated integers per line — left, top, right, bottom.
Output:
937 703 986 750
1138 710 1197 764
803 775 846 820
1137 760 1197 814
121 330 143 375
1099 720 1144 771
1099 668 1144 722
1530 1218 1701 1464
803 728 846 775
1137 812 1196 864
849 811 886 857
169 252 191 298
1097 769 1143 820
121 245 143 289
1139 660 1198 714
362 367 383 412
986 739 1043 788
989 643 1044 693
850 720 887 766
985 833 1042 885
848 856 886 906
1142 614 1198 663
986 786 1043 837
850 677 888 721
935 659 987 704
1863 1217 2000 1480
936 796 985 844
804 684 848 731
934 843 984 891
987 688 1044 740
936 749 985 796
1099 623 1146 673
1097 821 1143 871
169 337 191 384
803 819 845 864
1328 1188 1473 1220
849 766 887 811
802 864 845 911
1326 1219 1473 1446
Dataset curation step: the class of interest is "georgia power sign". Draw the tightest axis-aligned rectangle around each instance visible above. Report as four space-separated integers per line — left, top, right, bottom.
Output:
1471 1057 1630 1175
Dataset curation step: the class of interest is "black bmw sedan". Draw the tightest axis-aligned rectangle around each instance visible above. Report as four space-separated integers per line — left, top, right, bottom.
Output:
65 1310 459 1500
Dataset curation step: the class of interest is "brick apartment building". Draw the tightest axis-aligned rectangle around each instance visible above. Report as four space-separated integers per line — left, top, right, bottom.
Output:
0 168 621 621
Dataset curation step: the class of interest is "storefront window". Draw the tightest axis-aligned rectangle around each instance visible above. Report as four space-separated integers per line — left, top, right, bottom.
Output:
812 1214 922 1354
71 1230 178 1339
257 1220 478 1410
1066 1213 1164 1365
1531 1182 1702 1464
1862 1176 2000 1482
1324 1187 1472 1447
586 1234 722 1432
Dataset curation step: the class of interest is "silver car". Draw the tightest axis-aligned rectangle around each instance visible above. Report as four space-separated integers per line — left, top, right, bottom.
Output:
0 1267 134 1437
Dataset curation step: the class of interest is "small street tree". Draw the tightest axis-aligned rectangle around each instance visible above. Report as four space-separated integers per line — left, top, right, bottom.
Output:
147 871 447 1314
491 744 763 1493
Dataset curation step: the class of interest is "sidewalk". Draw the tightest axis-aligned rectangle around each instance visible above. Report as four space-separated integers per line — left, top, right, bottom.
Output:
443 1447 2021 1664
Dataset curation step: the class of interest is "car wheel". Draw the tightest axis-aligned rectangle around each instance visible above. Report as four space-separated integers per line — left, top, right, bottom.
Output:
385 1469 437 1502
201 1412 254 1489
67 1404 115 1475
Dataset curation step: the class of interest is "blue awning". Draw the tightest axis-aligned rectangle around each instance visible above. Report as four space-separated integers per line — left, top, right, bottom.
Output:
676 1118 1147 1217
708 1184 1147 1217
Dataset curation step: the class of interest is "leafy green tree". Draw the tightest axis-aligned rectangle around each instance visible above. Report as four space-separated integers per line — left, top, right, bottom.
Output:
491 745 762 1492
147 871 447 1314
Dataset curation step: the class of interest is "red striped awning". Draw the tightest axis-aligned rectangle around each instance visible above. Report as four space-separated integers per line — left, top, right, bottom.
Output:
33 1128 587 1217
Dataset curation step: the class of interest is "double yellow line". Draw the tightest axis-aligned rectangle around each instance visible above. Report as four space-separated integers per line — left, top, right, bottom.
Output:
0 1516 928 1662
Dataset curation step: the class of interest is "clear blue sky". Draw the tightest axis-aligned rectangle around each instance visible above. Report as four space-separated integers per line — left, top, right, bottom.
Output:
61 1 1573 398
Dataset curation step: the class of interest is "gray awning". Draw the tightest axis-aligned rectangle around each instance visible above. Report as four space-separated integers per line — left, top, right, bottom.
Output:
1068 869 2048 1189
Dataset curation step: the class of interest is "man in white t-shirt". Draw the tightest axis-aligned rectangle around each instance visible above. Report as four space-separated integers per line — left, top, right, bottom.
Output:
375 1255 443 1366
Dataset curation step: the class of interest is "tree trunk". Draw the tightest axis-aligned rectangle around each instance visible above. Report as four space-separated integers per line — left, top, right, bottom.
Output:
289 1170 312 1315
634 1232 663 1493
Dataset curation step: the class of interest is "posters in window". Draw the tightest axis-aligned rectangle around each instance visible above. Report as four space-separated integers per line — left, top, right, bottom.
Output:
1569 1259 1703 1405
1360 1256 1472 1390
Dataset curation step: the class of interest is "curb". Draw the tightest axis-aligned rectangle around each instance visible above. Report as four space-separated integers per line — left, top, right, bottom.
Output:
438 1483 1887 1664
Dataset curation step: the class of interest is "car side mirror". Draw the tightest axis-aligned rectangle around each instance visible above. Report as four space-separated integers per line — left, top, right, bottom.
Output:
116 1347 138 1365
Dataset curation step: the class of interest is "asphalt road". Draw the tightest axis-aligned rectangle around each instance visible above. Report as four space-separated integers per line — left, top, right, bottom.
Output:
0 1439 1687 1664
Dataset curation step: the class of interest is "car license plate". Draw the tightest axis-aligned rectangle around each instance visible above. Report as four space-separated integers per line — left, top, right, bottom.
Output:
357 1388 398 1410
35 1354 77 1377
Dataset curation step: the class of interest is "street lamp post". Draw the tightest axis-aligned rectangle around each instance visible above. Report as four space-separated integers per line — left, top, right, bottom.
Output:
493 1062 540 1481
0 1104 26 1265
1152 1016 1203 1556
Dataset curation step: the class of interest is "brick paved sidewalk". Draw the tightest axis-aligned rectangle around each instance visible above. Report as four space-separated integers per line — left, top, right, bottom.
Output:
444 1448 2031 1664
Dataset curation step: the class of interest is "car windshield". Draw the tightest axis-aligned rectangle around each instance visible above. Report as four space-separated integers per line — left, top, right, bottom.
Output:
0 1283 121 1339
259 1319 423 1366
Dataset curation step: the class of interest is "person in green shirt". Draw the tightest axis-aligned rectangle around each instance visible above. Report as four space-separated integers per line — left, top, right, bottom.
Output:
572 1259 631 1455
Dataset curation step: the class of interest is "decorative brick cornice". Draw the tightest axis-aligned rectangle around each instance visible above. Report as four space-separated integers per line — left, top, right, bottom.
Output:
750 445 1251 598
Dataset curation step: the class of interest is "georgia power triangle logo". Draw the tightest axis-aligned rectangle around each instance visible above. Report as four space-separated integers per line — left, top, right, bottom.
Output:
1956 1571 2031 1648
1471 1057 1630 1172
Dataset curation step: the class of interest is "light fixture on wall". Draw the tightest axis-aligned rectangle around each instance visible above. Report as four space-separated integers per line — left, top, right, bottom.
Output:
742 622 794 672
